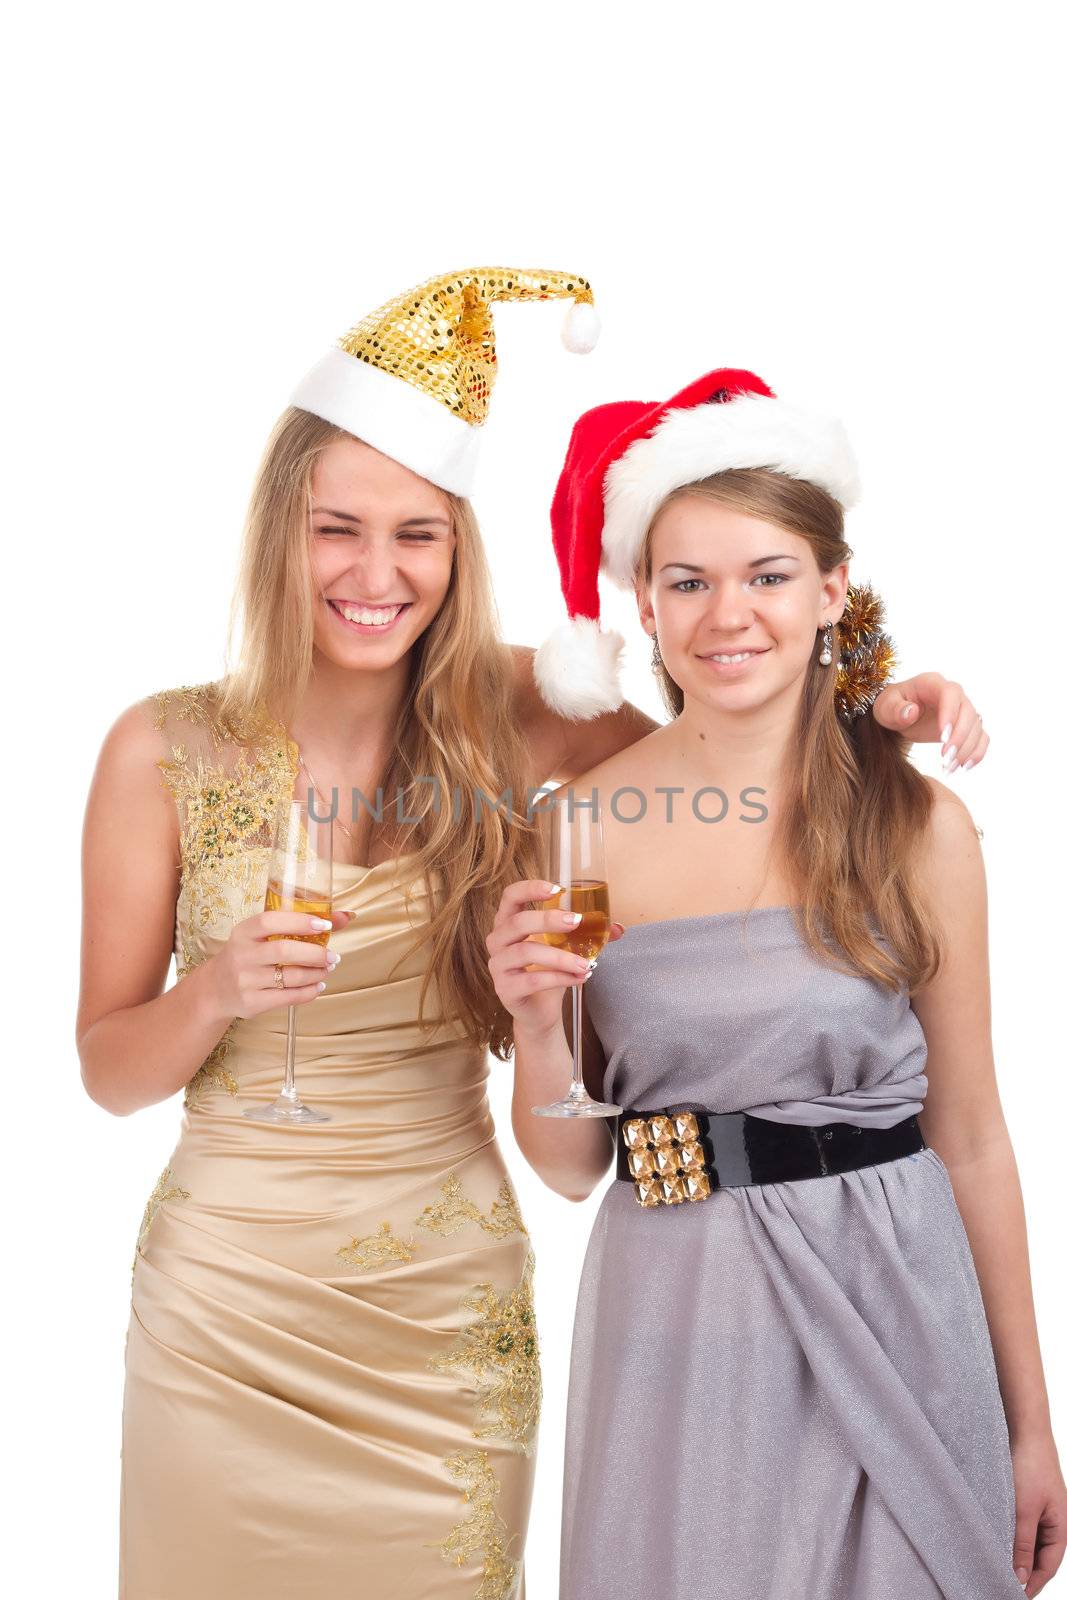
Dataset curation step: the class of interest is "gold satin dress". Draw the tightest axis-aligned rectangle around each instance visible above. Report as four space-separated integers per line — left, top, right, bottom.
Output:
121 685 539 1599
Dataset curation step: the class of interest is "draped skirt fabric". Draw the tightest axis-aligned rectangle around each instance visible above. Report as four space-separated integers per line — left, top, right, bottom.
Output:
561 1148 1020 1600
122 1134 536 1599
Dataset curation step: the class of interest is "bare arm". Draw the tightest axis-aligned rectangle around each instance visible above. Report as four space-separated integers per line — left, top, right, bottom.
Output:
76 701 343 1116
486 875 617 1200
508 643 657 785
911 780 1065 1595
512 998 615 1202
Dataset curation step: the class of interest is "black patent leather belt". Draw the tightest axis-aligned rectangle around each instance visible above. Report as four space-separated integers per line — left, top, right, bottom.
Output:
616 1107 925 1207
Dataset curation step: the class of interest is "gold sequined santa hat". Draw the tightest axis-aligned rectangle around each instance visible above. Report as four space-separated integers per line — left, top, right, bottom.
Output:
290 267 600 495
533 368 861 718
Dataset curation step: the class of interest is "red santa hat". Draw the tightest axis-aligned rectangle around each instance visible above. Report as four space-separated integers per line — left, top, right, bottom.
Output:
533 367 861 719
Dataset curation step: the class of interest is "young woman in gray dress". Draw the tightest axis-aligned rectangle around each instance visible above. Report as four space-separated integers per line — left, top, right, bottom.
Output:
489 370 1066 1599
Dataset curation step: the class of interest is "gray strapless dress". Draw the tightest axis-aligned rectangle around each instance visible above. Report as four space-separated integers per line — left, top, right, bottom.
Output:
563 907 1020 1600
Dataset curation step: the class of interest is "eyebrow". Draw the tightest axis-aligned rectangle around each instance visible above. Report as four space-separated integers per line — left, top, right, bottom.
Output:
312 506 451 529
659 554 801 573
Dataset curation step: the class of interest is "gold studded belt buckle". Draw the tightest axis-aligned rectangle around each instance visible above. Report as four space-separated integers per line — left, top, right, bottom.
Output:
620 1109 714 1207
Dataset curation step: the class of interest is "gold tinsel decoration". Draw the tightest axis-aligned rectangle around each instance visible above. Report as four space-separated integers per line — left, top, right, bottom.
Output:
834 582 896 721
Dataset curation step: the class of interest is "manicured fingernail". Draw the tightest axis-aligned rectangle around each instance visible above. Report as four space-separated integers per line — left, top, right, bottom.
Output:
942 745 957 766
547 882 562 895
947 758 959 773
1015 1567 1028 1583
963 759 974 771
316 981 327 992
940 724 953 744
564 912 582 925
311 916 332 930
326 952 340 968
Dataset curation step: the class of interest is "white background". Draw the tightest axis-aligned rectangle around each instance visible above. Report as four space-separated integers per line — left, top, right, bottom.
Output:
4 3 1065 1596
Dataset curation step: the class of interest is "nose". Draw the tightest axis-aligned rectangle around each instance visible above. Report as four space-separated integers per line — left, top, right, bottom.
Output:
702 580 753 635
344 541 400 600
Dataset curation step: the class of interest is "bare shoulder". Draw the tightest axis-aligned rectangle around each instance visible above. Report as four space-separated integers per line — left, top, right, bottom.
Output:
85 691 183 852
922 775 983 844
913 776 985 897
558 725 664 800
96 692 171 775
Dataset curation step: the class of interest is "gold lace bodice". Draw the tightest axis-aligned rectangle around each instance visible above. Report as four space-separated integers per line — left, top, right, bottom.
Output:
149 682 301 1104
151 682 299 979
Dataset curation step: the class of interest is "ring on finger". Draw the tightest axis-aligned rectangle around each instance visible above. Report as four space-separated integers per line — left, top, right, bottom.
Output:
273 963 285 989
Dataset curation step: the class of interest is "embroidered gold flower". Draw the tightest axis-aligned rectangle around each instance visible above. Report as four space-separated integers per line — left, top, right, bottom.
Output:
430 1255 541 1453
337 1221 418 1272
133 1165 190 1275
416 1173 528 1240
161 747 293 872
184 1032 239 1110
436 1449 519 1600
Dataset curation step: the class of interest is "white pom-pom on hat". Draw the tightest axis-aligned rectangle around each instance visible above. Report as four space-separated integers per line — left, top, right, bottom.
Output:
533 615 625 720
561 300 601 354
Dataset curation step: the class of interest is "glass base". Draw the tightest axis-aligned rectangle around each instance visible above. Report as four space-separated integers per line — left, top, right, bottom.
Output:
243 1094 331 1125
532 1085 622 1118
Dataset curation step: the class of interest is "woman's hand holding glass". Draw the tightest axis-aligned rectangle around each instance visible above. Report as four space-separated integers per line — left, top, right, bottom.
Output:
486 879 625 1032
201 905 352 1021
489 880 594 1033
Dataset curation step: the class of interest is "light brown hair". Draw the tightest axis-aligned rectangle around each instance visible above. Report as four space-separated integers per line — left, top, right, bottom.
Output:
641 468 942 992
217 406 539 1056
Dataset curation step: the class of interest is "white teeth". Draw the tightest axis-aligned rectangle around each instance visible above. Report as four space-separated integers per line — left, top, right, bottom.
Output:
711 651 756 663
338 604 402 626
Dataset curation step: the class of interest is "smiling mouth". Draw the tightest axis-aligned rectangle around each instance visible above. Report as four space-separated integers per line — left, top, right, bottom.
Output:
327 599 413 631
699 647 771 665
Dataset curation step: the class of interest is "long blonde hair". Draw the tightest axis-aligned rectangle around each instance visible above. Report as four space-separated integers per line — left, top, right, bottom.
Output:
217 406 540 1057
642 469 943 993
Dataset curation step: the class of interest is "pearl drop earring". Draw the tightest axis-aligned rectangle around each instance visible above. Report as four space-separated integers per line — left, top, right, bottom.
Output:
819 623 833 667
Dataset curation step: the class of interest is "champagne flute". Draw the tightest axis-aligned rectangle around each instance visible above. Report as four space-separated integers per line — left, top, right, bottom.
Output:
530 795 622 1117
244 799 333 1125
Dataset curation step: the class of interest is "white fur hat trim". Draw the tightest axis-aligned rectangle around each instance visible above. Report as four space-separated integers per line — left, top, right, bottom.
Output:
600 393 860 587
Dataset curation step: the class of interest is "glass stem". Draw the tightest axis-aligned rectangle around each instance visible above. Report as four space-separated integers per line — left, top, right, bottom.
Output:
282 1004 298 1101
571 982 584 1095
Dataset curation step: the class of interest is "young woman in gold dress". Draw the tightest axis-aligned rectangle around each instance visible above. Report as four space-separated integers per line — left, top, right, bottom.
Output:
77 274 984 1599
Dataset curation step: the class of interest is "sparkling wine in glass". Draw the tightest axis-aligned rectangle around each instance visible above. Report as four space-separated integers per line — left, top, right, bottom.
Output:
530 795 622 1118
244 799 333 1125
